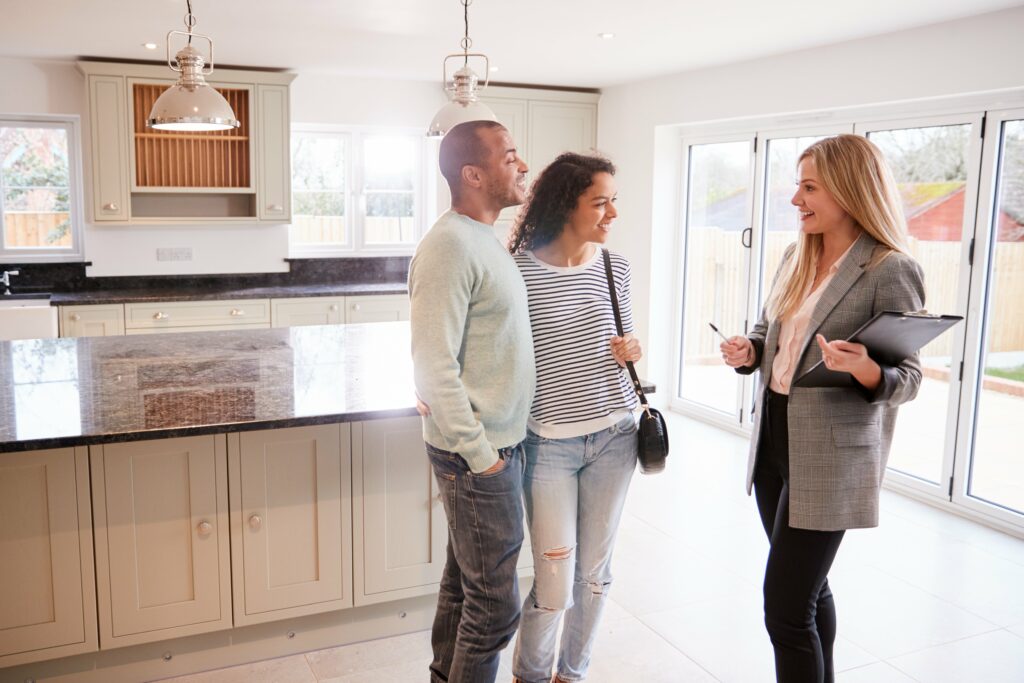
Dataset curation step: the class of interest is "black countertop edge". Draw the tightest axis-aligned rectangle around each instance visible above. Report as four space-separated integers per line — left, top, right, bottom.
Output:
0 407 422 454
49 282 409 306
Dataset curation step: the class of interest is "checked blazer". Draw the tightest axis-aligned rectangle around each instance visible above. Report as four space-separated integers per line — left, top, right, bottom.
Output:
737 232 926 531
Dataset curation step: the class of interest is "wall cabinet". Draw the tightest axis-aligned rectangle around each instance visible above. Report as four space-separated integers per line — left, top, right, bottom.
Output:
78 61 294 224
0 448 97 668
90 436 232 649
59 304 126 337
228 424 353 625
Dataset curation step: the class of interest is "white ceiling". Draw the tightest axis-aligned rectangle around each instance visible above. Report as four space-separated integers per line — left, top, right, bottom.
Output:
3 0 1022 88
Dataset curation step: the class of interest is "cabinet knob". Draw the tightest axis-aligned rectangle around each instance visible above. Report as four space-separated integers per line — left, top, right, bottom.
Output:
196 520 213 537
352 304 361 312
102 202 119 211
329 304 339 312
248 513 263 531
267 204 283 212
153 311 170 321
70 313 81 322
230 308 245 317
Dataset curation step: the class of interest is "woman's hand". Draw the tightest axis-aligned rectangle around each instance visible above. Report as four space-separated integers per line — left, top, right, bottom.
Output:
610 334 643 367
720 336 755 368
815 334 882 391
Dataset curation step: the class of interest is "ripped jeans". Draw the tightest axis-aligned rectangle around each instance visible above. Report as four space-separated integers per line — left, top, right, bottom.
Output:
512 415 637 683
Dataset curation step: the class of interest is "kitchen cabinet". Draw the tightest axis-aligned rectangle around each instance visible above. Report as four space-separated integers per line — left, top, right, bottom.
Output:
353 416 447 604
271 296 345 327
0 448 97 667
345 294 410 324
90 436 232 648
228 425 352 625
123 298 272 334
59 304 126 337
77 61 295 224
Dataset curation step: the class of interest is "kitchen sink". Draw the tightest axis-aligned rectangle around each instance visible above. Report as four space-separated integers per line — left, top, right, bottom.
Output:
0 297 59 340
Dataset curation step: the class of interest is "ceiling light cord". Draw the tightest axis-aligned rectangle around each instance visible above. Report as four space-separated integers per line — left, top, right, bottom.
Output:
461 0 472 66
184 0 196 44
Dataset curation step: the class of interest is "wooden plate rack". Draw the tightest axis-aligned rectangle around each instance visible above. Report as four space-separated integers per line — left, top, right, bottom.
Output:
132 83 251 189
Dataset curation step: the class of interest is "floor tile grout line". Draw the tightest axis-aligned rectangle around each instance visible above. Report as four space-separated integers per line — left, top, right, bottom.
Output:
841 659 923 682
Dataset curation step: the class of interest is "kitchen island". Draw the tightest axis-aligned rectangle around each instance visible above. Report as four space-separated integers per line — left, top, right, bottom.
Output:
0 322 472 682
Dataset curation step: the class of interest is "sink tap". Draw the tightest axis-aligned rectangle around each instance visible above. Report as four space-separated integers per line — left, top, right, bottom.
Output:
1 269 19 295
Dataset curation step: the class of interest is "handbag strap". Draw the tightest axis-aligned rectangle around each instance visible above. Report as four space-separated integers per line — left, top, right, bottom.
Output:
601 248 651 413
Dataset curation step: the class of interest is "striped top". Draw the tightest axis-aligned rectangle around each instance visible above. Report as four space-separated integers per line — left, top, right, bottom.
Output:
514 247 638 439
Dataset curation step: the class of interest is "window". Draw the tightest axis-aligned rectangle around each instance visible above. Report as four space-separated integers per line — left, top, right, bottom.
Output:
290 127 426 255
0 116 84 262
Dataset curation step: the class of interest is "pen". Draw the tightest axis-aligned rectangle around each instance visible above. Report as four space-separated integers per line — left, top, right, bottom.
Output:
708 322 729 342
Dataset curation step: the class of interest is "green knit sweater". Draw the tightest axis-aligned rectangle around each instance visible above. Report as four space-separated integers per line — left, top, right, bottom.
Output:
409 210 535 473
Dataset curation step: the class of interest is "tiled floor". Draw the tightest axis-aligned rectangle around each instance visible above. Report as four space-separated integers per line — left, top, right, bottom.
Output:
160 413 1024 683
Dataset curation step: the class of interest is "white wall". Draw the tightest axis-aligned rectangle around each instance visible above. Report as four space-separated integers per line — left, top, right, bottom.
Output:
0 57 446 275
596 6 1024 397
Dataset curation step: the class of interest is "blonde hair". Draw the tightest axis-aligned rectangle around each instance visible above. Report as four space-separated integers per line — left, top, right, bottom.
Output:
768 134 910 321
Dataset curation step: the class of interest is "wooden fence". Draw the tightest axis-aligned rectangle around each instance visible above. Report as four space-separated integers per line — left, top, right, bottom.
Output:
681 229 1024 361
3 212 72 248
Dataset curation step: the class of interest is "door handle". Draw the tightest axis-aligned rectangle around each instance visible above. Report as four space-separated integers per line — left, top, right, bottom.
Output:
741 227 752 249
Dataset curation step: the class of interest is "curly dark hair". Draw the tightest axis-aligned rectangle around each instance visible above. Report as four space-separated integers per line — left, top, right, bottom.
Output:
508 152 616 254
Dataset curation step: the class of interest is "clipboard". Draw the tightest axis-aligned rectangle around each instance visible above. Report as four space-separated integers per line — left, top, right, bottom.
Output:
793 311 963 388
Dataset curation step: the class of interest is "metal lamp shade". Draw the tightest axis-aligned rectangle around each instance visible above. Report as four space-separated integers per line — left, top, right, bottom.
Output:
148 82 240 132
427 99 499 138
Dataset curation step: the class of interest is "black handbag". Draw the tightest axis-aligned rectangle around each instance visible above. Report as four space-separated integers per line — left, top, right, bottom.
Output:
601 249 669 474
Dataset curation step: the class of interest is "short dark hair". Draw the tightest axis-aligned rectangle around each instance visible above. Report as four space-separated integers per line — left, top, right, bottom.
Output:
508 152 616 254
438 120 508 197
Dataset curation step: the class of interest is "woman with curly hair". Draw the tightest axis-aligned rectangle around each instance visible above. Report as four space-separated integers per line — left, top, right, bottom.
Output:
509 152 643 683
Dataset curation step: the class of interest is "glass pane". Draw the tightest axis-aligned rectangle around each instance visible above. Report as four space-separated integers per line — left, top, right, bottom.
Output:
970 119 1024 514
365 192 415 244
1 126 72 250
760 136 829 309
869 124 972 484
292 191 347 247
364 136 415 190
291 133 345 191
678 140 752 415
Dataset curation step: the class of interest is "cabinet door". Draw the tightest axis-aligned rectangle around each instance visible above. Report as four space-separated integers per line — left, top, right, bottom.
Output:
257 84 291 222
353 417 447 604
229 424 352 625
527 101 597 172
346 294 410 324
0 448 97 667
91 436 231 649
271 297 345 328
88 75 130 221
60 304 125 337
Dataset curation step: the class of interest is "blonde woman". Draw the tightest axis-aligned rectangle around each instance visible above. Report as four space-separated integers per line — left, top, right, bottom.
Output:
720 134 925 683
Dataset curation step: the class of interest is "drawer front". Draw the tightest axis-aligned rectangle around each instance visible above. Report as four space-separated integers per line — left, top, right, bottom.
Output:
124 299 271 329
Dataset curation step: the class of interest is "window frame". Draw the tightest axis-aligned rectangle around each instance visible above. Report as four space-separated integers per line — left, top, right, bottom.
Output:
0 114 85 263
288 124 429 258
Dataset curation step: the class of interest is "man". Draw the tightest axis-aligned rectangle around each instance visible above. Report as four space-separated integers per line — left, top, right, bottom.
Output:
409 120 535 683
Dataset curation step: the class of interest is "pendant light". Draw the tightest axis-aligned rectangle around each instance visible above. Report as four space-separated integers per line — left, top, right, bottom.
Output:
147 0 239 132
427 0 498 137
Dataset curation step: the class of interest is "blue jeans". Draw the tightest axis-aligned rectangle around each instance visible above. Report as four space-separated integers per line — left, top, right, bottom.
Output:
426 442 526 683
512 415 637 683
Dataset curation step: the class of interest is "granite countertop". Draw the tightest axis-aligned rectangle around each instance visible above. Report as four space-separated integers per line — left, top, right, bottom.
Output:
0 322 419 453
48 281 408 305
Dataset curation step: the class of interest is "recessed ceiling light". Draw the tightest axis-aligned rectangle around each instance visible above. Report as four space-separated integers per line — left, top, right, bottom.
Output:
143 42 158 50
489 66 499 72
598 32 615 40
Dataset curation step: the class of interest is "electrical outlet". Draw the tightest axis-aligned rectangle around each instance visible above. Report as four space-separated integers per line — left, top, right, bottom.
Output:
173 247 193 262
156 247 175 261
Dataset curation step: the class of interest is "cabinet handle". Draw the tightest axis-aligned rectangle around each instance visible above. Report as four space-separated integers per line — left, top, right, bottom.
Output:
102 202 119 211
352 304 361 311
196 520 213 537
267 204 283 212
230 308 245 317
329 304 339 312
248 514 263 531
70 313 81 322
153 311 170 321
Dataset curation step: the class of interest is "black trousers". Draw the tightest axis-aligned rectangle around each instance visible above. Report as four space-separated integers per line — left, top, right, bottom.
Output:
753 389 846 683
